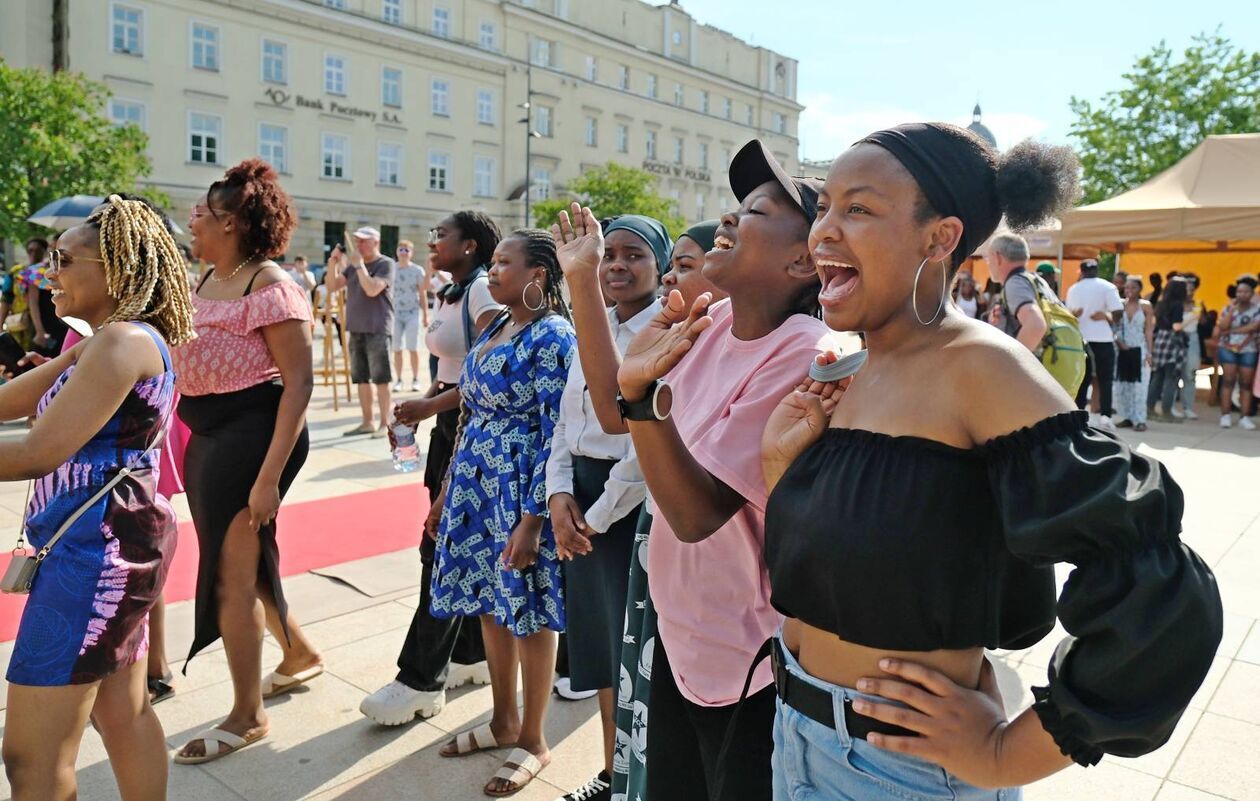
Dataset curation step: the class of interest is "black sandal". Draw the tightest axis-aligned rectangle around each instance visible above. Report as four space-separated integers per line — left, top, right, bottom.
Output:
148 676 175 705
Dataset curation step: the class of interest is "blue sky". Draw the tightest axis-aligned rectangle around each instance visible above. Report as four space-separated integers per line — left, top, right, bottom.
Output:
671 0 1260 162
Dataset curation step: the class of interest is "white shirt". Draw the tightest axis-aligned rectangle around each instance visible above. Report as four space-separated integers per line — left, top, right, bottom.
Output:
1066 277 1124 343
424 276 501 384
544 301 658 534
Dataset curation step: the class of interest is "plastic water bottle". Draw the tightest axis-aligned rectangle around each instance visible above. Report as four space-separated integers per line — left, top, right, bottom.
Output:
389 419 420 473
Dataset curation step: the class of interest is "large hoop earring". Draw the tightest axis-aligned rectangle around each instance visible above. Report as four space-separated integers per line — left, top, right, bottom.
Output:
522 280 546 312
912 256 948 326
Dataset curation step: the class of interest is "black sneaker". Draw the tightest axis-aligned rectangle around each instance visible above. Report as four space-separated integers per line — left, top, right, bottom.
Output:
558 771 611 801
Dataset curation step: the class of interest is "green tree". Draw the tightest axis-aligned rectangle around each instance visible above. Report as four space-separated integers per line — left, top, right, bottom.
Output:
0 61 160 243
532 162 686 239
1069 31 1260 204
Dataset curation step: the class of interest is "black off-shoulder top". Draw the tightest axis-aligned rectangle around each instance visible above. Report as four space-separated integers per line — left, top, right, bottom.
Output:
764 411 1223 766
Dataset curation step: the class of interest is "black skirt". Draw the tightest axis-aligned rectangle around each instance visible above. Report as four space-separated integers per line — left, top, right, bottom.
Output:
564 455 641 692
178 381 309 668
423 383 459 502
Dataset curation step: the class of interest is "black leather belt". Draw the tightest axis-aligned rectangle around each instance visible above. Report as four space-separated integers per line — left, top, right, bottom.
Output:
771 638 917 742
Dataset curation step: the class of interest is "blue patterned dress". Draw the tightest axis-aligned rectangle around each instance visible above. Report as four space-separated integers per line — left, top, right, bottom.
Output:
430 312 575 637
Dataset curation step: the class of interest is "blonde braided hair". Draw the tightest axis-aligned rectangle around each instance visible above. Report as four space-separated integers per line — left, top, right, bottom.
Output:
85 194 196 345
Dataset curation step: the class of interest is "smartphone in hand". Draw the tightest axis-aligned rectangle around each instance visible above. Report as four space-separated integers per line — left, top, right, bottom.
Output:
0 333 35 377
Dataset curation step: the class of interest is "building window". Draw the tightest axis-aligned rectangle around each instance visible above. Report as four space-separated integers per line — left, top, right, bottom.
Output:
324 0 346 8
111 4 143 56
723 97 732 120
189 112 221 164
382 0 401 24
585 55 597 82
378 142 402 186
432 7 450 38
532 39 553 67
531 168 551 201
674 83 683 106
324 55 346 95
258 123 288 172
615 124 628 154
646 74 658 99
618 64 629 90
321 133 348 179
646 130 657 160
109 98 144 129
673 136 684 164
722 148 731 169
535 105 553 137
428 151 450 191
699 90 709 114
746 105 754 126
698 142 709 169
696 193 705 220
191 23 219 71
431 79 450 116
584 117 597 147
476 89 495 125
262 38 287 84
382 67 402 108
474 156 495 197
479 21 497 50
773 112 786 134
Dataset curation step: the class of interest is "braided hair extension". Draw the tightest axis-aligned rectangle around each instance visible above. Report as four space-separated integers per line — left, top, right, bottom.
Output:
85 195 197 345
511 228 571 321
450 210 503 268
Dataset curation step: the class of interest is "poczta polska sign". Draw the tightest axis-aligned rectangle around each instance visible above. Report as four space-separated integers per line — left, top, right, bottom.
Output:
263 87 402 125
641 159 712 183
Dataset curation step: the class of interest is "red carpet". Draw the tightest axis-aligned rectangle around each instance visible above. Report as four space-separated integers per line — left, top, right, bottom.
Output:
0 484 428 643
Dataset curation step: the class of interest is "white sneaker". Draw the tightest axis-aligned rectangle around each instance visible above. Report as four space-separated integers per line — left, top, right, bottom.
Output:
1241 417 1257 431
553 676 598 701
392 380 403 392
447 661 491 689
359 680 445 725
410 380 421 393
1095 415 1118 434
1170 407 1185 420
1182 407 1199 421
1220 414 1234 429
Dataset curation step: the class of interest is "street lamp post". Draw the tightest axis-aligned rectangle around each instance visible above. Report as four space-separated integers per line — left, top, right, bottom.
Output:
517 63 540 228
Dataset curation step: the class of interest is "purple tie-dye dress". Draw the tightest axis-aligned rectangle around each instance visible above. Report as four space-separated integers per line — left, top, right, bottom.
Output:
6 325 177 687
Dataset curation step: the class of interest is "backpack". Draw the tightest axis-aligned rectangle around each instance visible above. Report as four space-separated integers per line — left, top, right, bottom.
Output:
1004 272 1086 397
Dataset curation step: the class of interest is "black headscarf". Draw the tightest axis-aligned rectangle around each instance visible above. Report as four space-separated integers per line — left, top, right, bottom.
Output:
604 215 673 279
678 220 719 255
859 123 999 269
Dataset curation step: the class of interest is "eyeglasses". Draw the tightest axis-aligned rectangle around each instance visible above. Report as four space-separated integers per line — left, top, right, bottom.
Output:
48 249 106 272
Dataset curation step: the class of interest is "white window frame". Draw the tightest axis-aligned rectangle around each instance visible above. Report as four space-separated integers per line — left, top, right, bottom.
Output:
674 83 684 106
258 123 289 173
382 0 401 25
535 105 553 137
473 156 496 198
722 148 732 170
746 105 754 126
432 6 451 38
428 150 451 192
773 112 786 134
109 98 145 130
188 111 222 165
618 64 629 91
382 66 402 108
696 193 706 221
321 132 349 179
190 21 220 72
324 0 346 8
646 130 657 160
673 136 684 165
110 2 144 57
324 54 347 96
476 89 495 125
479 21 498 50
584 55 597 82
723 97 732 120
646 74 658 99
533 39 552 67
377 141 403 186
531 168 551 202
584 117 597 147
699 90 710 115
699 142 709 169
261 38 287 85
431 78 450 117
615 123 628 154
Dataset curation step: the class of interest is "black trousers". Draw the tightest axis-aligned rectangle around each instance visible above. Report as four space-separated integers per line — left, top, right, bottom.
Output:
645 640 774 801
1076 341 1117 417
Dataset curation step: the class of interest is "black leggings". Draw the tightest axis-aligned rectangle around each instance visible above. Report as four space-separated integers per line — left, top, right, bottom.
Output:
645 640 774 801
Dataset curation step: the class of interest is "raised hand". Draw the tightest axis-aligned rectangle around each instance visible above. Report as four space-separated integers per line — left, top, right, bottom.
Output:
761 352 849 490
551 202 604 280
618 290 715 400
342 232 365 268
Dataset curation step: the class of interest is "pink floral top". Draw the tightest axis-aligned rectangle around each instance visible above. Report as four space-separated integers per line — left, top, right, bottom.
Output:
172 279 312 397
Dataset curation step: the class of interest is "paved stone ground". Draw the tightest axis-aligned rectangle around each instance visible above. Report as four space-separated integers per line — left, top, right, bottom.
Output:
0 339 1257 799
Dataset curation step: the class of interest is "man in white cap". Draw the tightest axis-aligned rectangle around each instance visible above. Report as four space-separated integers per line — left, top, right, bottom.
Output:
326 226 397 437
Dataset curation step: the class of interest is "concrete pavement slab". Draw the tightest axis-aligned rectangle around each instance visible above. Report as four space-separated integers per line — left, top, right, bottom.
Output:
1169 713 1260 800
1025 760 1162 801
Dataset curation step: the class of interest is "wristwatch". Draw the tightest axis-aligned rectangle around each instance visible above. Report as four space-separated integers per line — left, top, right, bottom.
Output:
617 379 673 422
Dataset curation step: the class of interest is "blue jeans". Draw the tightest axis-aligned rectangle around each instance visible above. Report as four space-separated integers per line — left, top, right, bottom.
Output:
771 635 1018 801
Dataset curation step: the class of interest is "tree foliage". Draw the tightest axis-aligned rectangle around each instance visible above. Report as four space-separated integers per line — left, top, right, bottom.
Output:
0 61 161 243
532 162 686 239
1069 31 1260 204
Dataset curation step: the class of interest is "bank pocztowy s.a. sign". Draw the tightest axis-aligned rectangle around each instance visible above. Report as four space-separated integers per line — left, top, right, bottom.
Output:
641 159 712 183
263 87 402 125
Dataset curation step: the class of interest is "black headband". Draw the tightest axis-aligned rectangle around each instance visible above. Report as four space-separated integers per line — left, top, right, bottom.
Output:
860 123 999 268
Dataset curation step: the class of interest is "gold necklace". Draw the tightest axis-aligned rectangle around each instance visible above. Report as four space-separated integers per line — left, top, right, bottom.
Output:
209 258 254 283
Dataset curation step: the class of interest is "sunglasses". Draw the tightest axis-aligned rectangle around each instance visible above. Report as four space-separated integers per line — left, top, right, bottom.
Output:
427 228 443 246
398 246 412 253
48 249 106 271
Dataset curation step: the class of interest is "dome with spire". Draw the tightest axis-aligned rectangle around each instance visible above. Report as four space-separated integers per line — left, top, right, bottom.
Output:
967 104 997 148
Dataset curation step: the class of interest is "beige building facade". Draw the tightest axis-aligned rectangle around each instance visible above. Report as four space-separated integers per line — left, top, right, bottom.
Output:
3 0 803 262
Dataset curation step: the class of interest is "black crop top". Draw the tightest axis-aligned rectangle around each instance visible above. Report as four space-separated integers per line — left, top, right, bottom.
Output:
765 411 1222 766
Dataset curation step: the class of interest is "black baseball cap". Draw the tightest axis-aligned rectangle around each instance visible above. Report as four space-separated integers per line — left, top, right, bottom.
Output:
728 139 821 224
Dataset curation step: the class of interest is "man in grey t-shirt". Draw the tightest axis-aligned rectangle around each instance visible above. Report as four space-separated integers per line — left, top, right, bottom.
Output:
986 233 1047 352
326 227 396 437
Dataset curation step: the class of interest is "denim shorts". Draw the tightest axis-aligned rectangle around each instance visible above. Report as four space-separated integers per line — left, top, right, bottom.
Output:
393 308 421 351
348 332 392 384
771 634 1018 801
1219 348 1259 369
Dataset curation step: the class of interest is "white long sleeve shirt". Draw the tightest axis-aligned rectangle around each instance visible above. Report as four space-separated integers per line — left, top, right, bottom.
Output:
544 301 657 534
